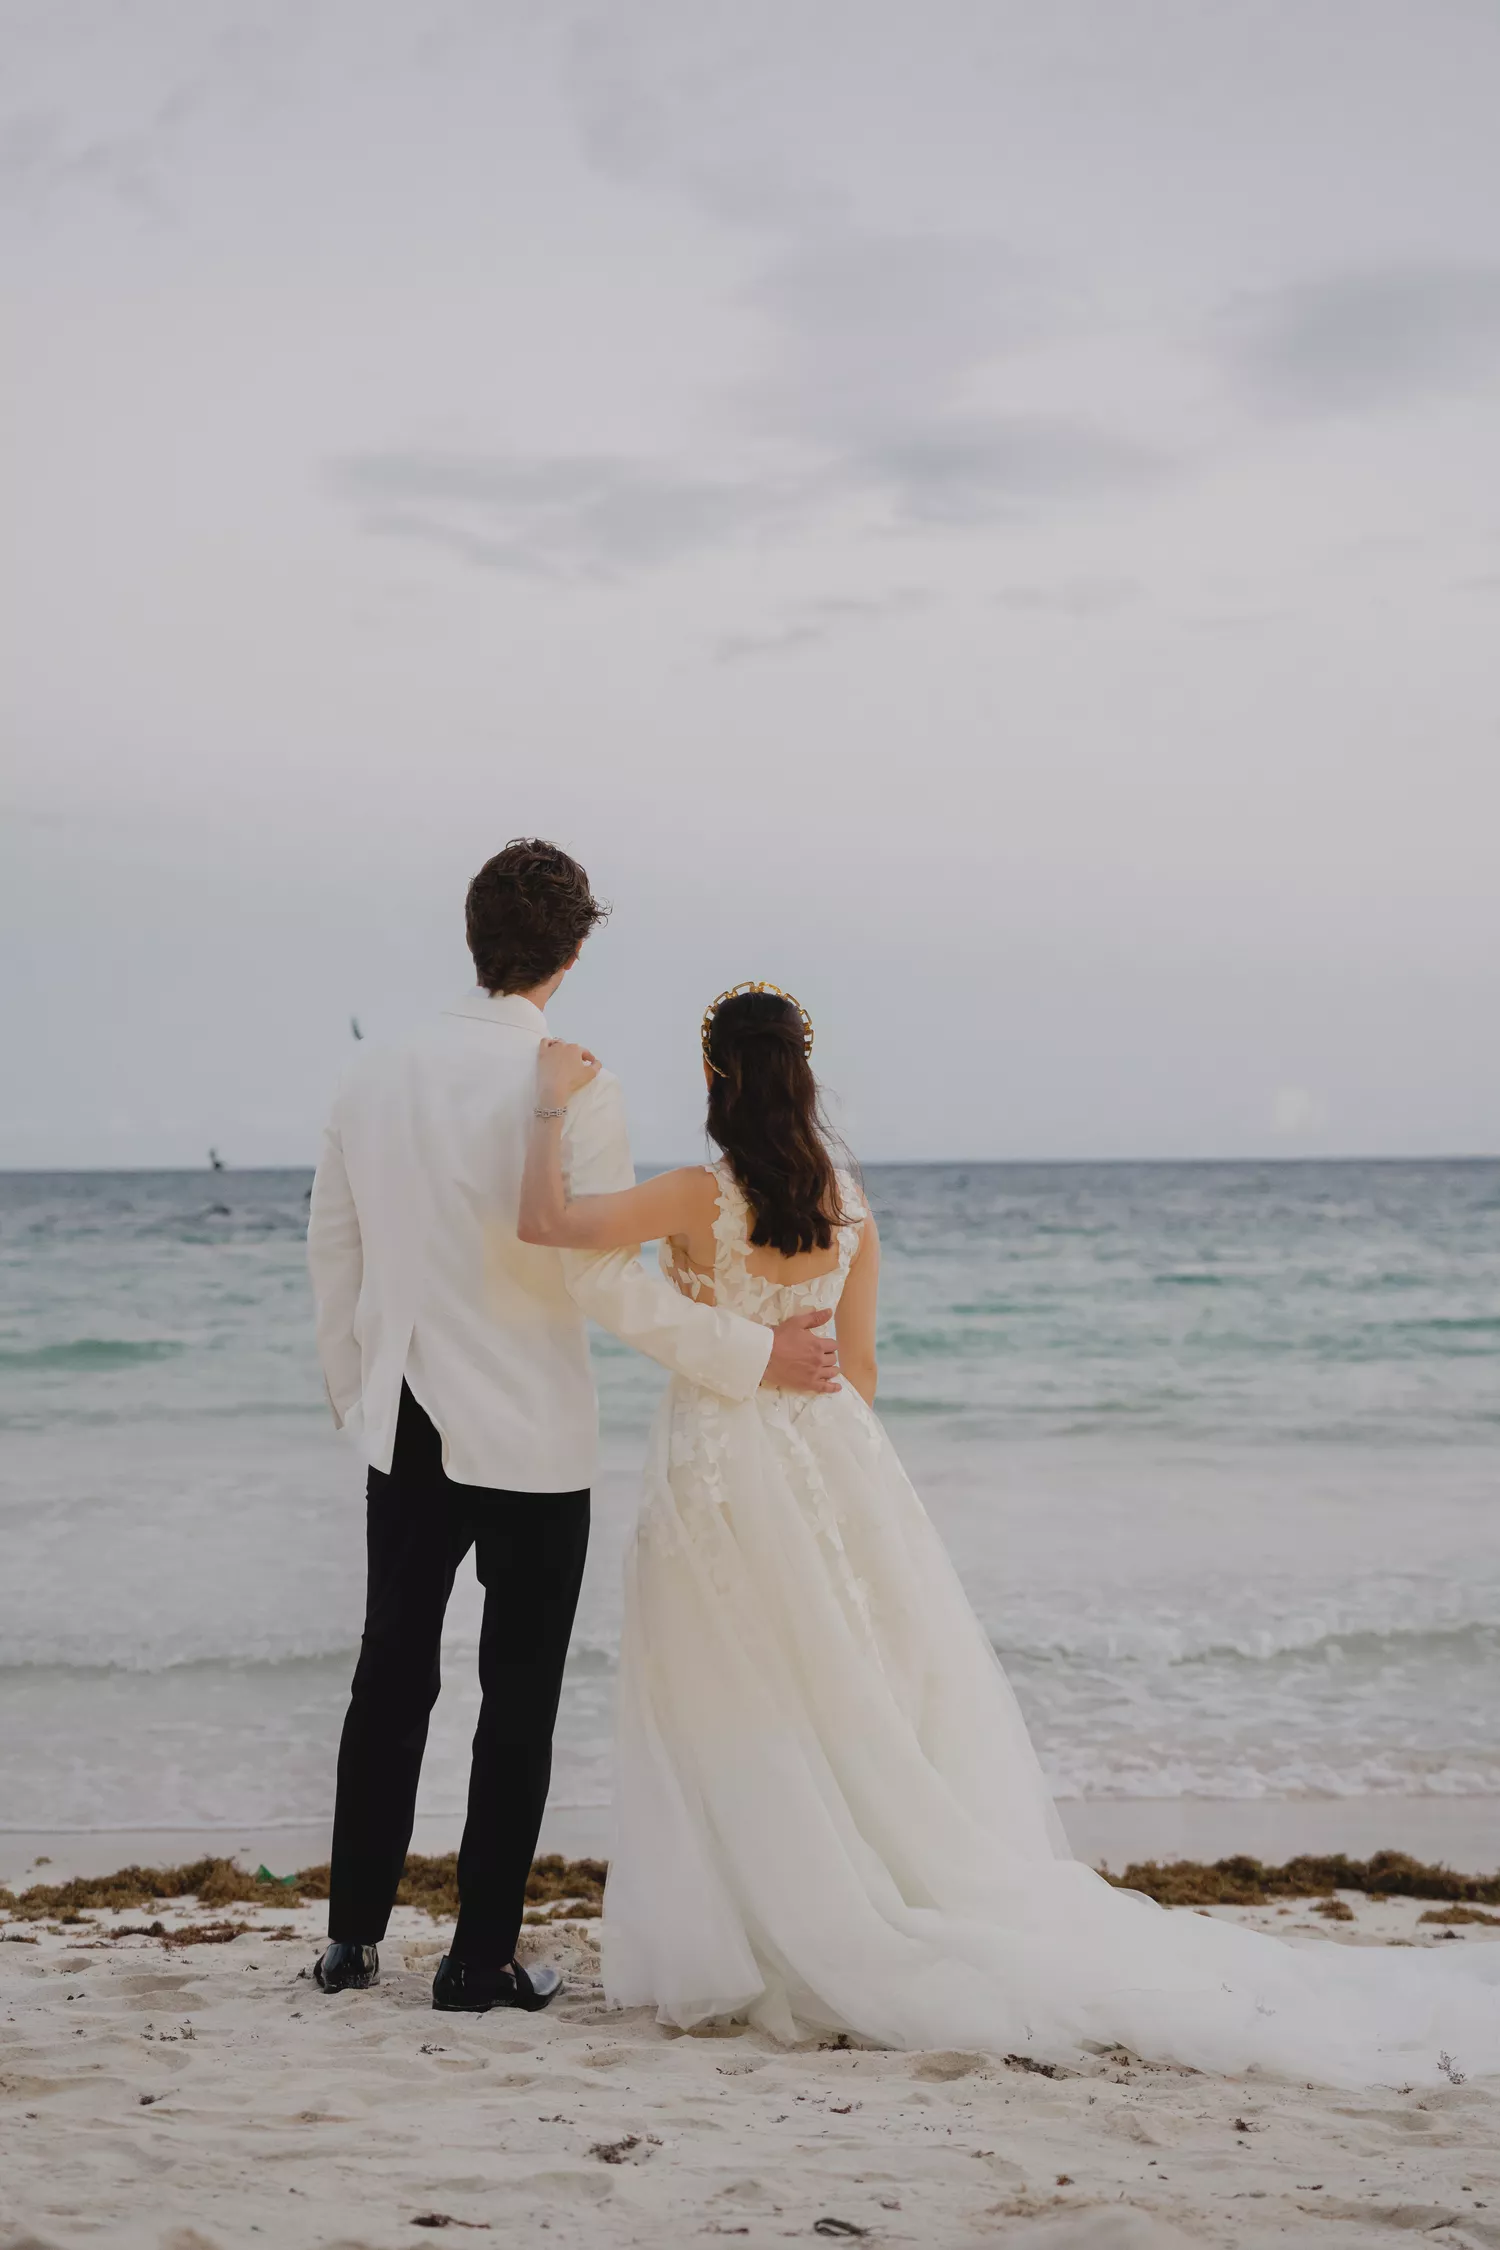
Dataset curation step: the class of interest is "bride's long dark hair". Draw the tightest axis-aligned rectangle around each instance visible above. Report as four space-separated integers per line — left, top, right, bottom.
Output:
704 989 847 1258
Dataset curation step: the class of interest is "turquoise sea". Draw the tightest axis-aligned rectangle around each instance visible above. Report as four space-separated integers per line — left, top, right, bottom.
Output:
1 1162 1497 1840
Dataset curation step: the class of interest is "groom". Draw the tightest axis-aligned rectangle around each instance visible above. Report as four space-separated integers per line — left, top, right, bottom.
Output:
306 839 838 2012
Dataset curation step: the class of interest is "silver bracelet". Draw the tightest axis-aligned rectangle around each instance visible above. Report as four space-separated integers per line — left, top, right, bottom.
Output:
533 1105 567 1120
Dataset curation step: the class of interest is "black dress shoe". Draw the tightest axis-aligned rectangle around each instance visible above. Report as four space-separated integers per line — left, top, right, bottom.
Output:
314 1941 379 1992
432 1955 562 2013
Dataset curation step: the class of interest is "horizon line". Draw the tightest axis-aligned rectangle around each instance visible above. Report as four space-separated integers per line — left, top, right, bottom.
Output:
1 1152 1497 1178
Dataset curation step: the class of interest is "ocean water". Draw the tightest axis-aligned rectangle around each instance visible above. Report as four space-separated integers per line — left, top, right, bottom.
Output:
2 1162 1497 1840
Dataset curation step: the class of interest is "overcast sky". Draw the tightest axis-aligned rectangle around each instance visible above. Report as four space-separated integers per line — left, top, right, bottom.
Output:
4 0 1499 1166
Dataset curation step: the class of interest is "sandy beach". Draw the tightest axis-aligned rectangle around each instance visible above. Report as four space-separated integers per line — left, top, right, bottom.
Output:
3 1868 1497 2250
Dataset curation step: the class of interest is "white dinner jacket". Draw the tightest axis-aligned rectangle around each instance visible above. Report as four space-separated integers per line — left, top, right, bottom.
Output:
306 990 773 1491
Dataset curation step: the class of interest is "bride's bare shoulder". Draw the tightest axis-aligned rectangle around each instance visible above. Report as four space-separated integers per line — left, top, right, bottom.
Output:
651 1164 719 1195
649 1165 723 1227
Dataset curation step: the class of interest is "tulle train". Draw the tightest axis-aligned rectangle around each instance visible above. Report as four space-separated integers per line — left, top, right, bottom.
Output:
602 1380 1500 2088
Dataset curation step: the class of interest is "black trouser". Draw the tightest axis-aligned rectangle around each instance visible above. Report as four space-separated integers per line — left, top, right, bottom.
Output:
327 1383 590 1967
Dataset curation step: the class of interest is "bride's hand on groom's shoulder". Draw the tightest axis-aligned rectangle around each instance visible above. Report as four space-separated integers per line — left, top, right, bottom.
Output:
537 1039 603 1108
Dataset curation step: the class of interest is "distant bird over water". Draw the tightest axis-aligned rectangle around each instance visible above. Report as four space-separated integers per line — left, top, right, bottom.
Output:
351 1017 364 1041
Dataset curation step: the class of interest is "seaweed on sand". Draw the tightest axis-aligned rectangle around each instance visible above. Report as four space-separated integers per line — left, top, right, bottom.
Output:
4 1849 1493 1926
0 1859 305 1922
1100 1851 1500 1908
342 1851 605 1921
0 1852 609 1925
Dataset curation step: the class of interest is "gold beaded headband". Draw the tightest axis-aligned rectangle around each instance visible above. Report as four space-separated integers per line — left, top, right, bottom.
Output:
701 981 815 1078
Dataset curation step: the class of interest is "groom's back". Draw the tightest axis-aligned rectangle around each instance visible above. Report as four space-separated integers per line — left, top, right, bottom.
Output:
319 990 599 1491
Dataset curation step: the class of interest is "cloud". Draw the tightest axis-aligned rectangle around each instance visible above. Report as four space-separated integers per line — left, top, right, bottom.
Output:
562 11 845 237
737 231 1173 527
994 575 1141 619
1186 606 1291 633
714 586 929 664
0 106 167 214
331 410 1170 578
1225 264 1500 417
343 24 1168 582
565 13 1135 443
747 230 1054 440
0 33 229 223
328 449 804 580
860 415 1171 524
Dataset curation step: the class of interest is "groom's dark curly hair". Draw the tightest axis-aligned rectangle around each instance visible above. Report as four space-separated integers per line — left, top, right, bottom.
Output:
466 839 609 994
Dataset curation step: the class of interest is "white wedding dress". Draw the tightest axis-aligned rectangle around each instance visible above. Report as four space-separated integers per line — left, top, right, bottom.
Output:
601 1162 1500 2087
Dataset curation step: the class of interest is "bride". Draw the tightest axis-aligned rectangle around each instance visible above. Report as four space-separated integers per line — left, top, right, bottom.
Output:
518 982 1499 2087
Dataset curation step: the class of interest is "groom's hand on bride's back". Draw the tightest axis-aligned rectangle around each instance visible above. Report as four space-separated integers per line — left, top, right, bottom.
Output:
764 1309 840 1393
